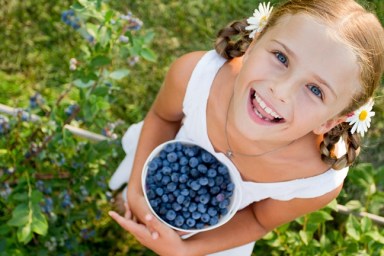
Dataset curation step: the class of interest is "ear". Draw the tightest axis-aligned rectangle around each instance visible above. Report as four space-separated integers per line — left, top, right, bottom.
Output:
313 116 347 135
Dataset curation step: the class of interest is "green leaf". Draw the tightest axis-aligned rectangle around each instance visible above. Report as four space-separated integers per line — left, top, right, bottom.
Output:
104 10 114 23
90 56 111 68
326 199 338 211
299 230 310 245
140 47 157 62
31 190 43 204
346 215 361 241
7 204 29 227
143 31 155 44
31 204 48 236
17 224 32 244
345 200 363 210
308 211 333 223
92 86 110 97
109 69 130 80
11 192 28 202
73 79 95 88
360 216 372 233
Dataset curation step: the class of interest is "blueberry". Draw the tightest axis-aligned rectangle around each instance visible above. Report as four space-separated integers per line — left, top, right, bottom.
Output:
209 216 219 226
227 182 235 191
216 193 225 202
197 188 208 195
174 215 185 227
190 168 199 178
199 194 210 204
179 156 188 166
199 177 209 186
207 207 218 217
218 165 228 175
192 211 201 220
215 176 224 186
154 173 163 182
161 194 169 203
171 173 179 183
164 143 176 153
197 164 208 174
201 213 210 223
162 160 170 167
189 157 199 168
207 169 217 178
210 186 220 195
167 152 178 163
159 151 167 159
186 218 196 227
219 199 230 209
180 189 189 196
180 166 190 174
196 223 205 229
166 210 176 221
172 202 182 211
155 187 164 196
176 195 185 204
166 182 177 192
162 166 172 175
197 203 207 213
188 203 197 212
146 189 156 199
202 152 214 163
170 162 180 171
161 175 171 185
183 211 191 218
190 181 201 191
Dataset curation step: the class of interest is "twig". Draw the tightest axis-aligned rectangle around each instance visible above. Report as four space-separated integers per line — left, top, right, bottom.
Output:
337 204 384 225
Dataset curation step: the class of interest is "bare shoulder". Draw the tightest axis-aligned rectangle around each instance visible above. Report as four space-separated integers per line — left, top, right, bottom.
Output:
252 184 343 231
152 51 207 122
164 51 207 89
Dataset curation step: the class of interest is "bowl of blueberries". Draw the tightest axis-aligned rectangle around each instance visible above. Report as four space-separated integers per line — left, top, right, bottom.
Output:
142 140 241 233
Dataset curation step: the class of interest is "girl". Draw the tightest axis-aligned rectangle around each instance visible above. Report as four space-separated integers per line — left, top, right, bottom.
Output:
109 0 384 255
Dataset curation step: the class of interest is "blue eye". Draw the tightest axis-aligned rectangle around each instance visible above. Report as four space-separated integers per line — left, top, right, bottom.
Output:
274 51 288 66
308 84 323 99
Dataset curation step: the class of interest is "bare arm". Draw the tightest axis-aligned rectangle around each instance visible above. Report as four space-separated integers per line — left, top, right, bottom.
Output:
126 51 207 221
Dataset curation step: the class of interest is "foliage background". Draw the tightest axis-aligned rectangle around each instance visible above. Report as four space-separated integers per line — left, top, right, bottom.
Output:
0 0 383 255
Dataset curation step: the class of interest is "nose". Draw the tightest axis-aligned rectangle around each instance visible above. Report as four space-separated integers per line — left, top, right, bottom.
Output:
269 79 294 103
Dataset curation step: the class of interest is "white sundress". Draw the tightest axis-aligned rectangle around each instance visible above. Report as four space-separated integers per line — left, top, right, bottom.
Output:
109 50 349 256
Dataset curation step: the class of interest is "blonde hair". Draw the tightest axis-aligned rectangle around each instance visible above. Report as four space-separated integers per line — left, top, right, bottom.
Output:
215 0 384 169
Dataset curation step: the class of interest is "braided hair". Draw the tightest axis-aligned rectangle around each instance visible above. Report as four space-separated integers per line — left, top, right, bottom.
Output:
214 0 384 170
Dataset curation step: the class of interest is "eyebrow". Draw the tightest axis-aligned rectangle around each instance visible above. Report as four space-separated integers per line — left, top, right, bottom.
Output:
272 39 337 98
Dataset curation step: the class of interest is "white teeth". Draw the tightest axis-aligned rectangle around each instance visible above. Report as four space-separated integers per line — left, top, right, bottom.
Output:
254 94 282 119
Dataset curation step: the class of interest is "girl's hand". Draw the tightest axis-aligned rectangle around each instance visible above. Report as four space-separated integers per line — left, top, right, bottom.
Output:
109 203 189 256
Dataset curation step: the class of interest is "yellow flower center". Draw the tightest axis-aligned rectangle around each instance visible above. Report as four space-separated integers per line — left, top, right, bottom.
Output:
359 110 368 121
260 16 268 25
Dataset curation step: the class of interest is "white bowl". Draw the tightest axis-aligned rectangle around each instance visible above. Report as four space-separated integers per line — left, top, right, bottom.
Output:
142 139 241 233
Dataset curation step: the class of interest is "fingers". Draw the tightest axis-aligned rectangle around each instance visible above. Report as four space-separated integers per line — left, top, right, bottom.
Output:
144 214 159 239
124 202 132 219
109 210 159 241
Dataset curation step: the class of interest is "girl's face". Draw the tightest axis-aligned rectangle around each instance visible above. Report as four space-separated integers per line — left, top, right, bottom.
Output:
232 14 361 144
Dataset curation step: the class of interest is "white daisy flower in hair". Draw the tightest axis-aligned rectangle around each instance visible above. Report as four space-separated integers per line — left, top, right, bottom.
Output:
346 99 375 137
245 2 274 38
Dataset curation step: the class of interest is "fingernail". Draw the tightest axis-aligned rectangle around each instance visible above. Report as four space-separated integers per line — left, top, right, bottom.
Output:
152 232 159 240
145 214 153 221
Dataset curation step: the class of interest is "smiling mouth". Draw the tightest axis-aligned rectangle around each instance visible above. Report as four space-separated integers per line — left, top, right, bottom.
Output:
250 89 285 123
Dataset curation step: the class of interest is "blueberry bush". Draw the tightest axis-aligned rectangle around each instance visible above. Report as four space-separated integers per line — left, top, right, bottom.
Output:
0 0 383 255
0 0 157 255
